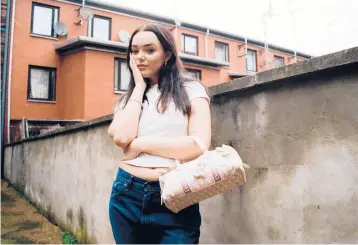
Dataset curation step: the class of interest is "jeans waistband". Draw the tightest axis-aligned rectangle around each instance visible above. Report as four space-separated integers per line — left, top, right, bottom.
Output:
116 167 161 191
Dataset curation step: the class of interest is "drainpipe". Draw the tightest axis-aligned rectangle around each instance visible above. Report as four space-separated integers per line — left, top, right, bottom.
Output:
205 28 209 58
245 36 248 71
174 19 181 49
1 0 12 177
7 0 16 145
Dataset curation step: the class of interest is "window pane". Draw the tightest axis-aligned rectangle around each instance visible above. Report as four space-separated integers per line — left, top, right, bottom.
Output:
93 17 110 40
247 50 257 71
181 35 184 52
50 71 56 99
274 56 284 67
184 36 197 55
114 59 119 90
87 18 92 37
33 6 53 36
54 9 58 37
187 70 201 80
215 42 228 62
30 69 50 99
120 61 130 90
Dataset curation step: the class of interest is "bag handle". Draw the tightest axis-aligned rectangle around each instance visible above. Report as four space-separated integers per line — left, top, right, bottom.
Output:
188 136 208 153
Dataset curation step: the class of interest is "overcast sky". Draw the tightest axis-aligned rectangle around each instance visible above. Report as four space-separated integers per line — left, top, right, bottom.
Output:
95 0 358 57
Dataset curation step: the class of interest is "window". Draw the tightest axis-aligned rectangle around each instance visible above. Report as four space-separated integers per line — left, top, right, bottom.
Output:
114 59 131 91
186 69 201 80
215 41 229 62
182 34 198 56
27 66 56 101
246 49 257 72
88 15 111 40
274 55 285 67
31 3 59 38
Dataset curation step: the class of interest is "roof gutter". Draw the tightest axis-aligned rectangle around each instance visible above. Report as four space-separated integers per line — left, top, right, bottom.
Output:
56 36 230 68
56 0 313 59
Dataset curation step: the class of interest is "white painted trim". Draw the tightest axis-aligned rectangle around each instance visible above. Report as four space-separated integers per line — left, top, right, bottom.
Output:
7 0 16 143
245 70 258 75
83 46 126 55
30 34 59 41
114 91 126 94
27 100 56 104
55 36 129 49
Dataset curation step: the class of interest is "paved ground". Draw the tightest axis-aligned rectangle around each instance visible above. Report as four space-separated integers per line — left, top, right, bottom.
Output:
1 179 63 244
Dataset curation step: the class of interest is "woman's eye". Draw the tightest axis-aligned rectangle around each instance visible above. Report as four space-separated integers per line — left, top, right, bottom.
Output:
147 48 155 53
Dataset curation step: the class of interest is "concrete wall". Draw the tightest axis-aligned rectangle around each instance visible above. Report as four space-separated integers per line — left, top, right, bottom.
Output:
4 47 358 243
202 49 358 243
4 117 119 243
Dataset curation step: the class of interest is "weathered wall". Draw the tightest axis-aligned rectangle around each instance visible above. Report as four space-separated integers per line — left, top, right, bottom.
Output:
4 117 119 243
4 47 358 243
201 63 358 244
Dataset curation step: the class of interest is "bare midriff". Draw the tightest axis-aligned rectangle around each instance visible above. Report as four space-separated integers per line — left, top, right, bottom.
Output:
119 162 174 181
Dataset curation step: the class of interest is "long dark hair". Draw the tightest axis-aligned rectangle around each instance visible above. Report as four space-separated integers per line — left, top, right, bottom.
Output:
118 23 204 115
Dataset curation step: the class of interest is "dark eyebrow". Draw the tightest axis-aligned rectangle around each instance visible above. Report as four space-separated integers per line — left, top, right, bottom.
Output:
132 44 156 48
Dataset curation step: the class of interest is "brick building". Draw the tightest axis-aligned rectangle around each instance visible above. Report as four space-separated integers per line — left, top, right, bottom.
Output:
1 0 311 142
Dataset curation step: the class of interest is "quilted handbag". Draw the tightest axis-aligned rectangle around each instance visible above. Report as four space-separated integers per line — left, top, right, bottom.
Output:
159 136 249 213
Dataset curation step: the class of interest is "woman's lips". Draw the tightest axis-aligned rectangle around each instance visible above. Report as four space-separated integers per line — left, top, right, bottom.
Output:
137 65 147 70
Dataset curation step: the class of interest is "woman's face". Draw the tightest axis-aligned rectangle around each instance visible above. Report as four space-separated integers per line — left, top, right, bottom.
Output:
131 31 168 80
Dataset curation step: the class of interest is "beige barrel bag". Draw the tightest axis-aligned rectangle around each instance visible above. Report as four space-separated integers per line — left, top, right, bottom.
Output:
159 136 249 213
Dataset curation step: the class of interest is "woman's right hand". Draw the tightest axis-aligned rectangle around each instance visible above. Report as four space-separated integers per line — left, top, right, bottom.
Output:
129 53 146 90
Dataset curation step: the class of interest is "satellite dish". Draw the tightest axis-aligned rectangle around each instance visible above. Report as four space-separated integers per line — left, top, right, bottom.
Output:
53 21 68 36
118 30 130 43
78 6 93 20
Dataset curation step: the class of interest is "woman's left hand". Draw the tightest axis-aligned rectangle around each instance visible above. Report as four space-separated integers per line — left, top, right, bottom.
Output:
121 138 143 161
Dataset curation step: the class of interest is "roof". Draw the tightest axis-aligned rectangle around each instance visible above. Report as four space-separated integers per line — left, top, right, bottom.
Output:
55 36 229 68
61 0 313 59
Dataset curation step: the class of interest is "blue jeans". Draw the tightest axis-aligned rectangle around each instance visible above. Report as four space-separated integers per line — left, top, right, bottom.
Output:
108 168 201 244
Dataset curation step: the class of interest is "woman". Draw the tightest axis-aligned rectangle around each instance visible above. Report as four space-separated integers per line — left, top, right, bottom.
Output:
108 23 211 244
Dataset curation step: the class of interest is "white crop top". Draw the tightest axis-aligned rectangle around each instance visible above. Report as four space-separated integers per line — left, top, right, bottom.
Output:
117 81 210 168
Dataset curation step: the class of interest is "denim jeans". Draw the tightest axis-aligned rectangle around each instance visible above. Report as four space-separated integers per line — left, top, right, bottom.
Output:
108 168 201 244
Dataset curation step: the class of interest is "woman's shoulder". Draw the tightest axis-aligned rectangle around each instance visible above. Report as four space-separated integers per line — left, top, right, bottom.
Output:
182 80 210 102
182 78 207 90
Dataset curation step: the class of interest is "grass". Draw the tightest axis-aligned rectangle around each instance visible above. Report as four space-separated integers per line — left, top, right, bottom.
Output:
1 179 63 244
62 231 78 244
